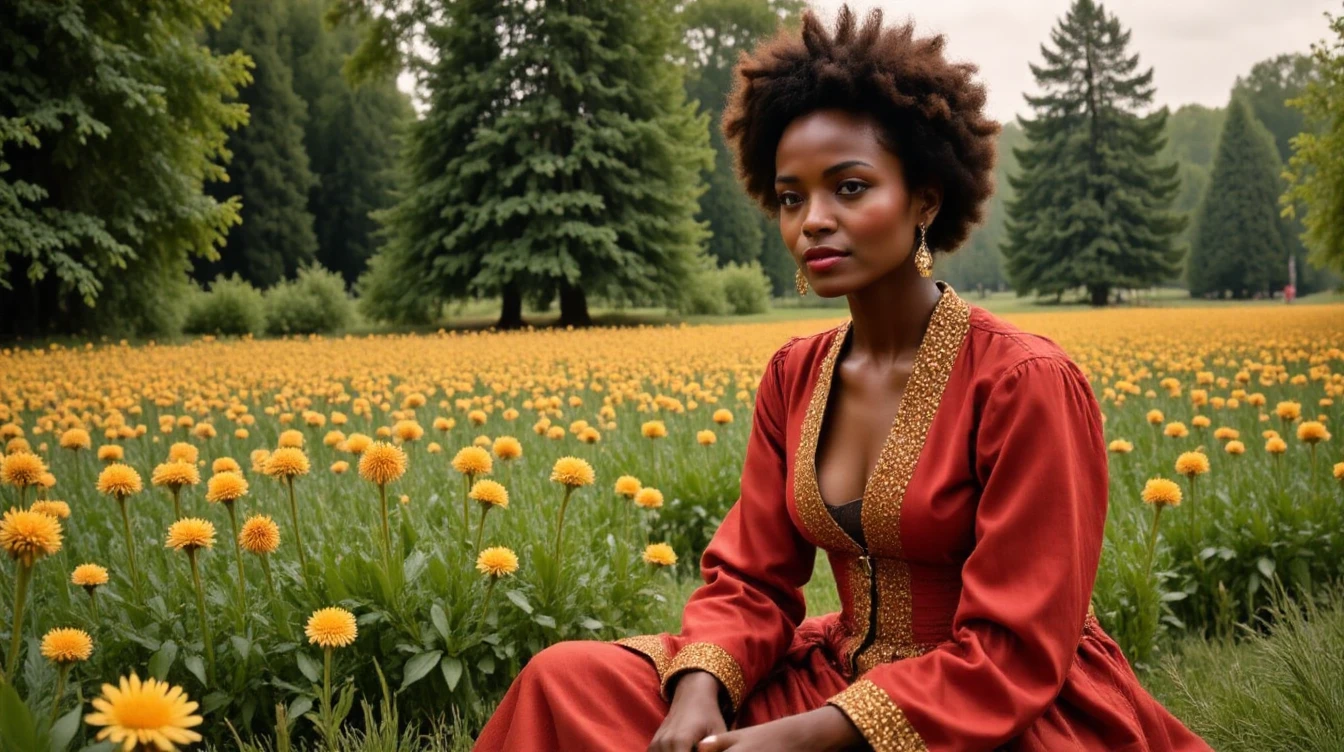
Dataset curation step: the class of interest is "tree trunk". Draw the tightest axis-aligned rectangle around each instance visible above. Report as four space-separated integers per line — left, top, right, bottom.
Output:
1088 284 1110 306
497 282 524 330
557 280 592 327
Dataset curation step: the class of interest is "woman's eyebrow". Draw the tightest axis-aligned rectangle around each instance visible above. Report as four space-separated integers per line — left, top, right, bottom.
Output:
775 159 873 183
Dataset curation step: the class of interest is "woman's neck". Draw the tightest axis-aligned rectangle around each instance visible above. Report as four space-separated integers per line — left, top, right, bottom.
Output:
843 275 943 367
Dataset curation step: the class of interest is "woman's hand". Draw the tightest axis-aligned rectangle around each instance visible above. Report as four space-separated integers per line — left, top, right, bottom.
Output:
648 671 727 752
693 706 863 752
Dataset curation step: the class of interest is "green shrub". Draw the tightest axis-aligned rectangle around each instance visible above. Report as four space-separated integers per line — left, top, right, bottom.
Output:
717 261 771 315
183 274 266 336
674 268 727 316
265 264 356 335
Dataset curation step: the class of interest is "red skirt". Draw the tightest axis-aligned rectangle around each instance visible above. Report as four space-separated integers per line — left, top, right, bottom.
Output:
473 613 1210 751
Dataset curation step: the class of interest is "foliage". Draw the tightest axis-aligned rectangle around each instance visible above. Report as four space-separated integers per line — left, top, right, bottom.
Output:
1187 97 1290 298
284 0 413 288
184 274 268 336
195 0 320 289
0 0 250 336
364 0 715 328
717 262 772 315
1147 585 1344 751
675 269 728 316
1282 8 1344 277
1001 0 1187 306
264 264 357 335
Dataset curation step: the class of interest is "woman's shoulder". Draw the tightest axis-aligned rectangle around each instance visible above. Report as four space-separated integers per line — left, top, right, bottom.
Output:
767 320 845 371
964 302 1081 377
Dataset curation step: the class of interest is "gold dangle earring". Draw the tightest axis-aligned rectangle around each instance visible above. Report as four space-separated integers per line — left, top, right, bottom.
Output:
795 268 809 296
915 222 934 278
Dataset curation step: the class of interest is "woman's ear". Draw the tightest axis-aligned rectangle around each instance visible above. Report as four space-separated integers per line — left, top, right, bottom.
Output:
918 185 943 227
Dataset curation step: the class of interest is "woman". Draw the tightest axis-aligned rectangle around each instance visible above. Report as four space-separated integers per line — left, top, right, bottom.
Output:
475 6 1211 751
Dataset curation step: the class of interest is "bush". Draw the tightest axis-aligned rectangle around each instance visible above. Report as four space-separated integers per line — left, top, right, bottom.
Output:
717 261 772 315
674 268 727 316
265 264 356 335
182 274 266 336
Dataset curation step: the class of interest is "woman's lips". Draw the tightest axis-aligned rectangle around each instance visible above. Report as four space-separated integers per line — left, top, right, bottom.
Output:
804 253 849 272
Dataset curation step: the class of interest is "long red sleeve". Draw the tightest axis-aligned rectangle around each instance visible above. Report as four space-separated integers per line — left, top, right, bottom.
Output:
827 355 1109 751
658 340 818 713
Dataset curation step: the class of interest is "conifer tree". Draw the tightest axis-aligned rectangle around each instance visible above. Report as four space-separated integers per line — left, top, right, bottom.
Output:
1001 0 1185 306
196 0 319 288
363 0 712 328
1188 97 1289 298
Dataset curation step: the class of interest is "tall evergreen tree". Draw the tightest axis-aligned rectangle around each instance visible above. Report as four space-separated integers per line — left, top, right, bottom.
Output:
363 0 713 328
679 0 803 278
1187 97 1289 298
1001 0 1186 306
0 0 249 336
283 0 412 287
196 0 319 288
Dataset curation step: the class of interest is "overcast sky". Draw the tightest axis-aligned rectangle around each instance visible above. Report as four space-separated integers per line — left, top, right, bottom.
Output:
808 0 1339 124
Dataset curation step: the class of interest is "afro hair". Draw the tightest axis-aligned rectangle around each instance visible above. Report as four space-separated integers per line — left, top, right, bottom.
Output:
721 5 1001 254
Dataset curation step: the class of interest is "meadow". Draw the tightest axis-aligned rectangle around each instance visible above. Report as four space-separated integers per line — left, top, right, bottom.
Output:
1 301 1342 751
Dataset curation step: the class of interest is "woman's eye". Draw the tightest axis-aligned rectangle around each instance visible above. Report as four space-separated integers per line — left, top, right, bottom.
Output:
837 180 868 196
778 193 800 207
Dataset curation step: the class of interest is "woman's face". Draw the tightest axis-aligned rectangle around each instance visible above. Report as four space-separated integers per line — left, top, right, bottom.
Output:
774 108 939 298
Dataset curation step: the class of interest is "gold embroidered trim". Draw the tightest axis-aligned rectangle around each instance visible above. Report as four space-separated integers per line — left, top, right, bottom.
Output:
612 635 671 681
794 320 864 554
828 678 928 752
659 641 747 712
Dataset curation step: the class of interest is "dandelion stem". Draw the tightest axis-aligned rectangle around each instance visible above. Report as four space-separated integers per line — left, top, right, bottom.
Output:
378 483 391 573
48 663 69 727
116 495 142 598
476 578 498 635
172 486 183 520
188 550 216 686
225 502 246 613
259 554 276 600
553 486 575 565
286 478 308 584
321 646 334 742
4 562 33 681
462 474 473 536
474 504 490 553
1142 504 1165 577
87 589 100 622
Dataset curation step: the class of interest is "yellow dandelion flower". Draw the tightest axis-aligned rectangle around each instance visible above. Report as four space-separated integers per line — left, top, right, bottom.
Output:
1107 439 1133 454
642 543 677 567
550 456 595 488
634 487 664 509
468 409 488 426
1213 427 1239 442
264 447 310 479
250 448 271 473
151 461 200 490
238 515 280 555
60 428 92 451
1297 421 1330 445
641 420 667 439
1275 401 1302 422
97 445 124 462
1146 409 1164 425
278 429 305 448
469 479 509 509
696 430 716 446
344 433 372 454
2 451 47 488
30 500 71 519
359 442 408 486
393 420 424 443
1175 451 1210 478
164 518 215 551
84 672 203 751
433 417 451 431
72 563 109 589
1335 461 1344 481
0 507 63 564
452 446 493 476
330 460 350 474
97 463 143 498
614 475 642 498
1191 415 1211 429
712 409 733 424
1224 440 1245 455
1266 437 1288 455
211 457 240 474
1263 429 1281 440
41 627 93 664
305 607 357 648
205 471 248 503
476 546 519 578
1163 422 1188 439
1141 478 1182 507
168 442 199 465
578 427 601 444
545 425 565 440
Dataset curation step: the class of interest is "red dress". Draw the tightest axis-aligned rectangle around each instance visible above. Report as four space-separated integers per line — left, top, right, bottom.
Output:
475 282 1210 751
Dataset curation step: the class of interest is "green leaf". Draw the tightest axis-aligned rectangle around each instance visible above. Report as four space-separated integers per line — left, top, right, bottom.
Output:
478 654 496 675
533 614 556 629
1256 557 1276 579
285 696 313 728
399 650 443 691
505 590 533 614
1159 590 1188 602
581 618 604 631
296 652 322 684
0 680 38 752
148 640 178 680
440 656 464 691
183 655 207 687
431 604 451 644
48 707 81 752
230 635 251 661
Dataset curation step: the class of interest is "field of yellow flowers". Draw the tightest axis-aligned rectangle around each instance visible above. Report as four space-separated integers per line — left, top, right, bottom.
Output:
0 303 1342 750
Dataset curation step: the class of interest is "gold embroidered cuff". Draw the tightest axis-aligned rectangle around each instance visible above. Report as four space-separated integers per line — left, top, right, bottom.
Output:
827 679 928 752
659 642 747 712
612 635 671 681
